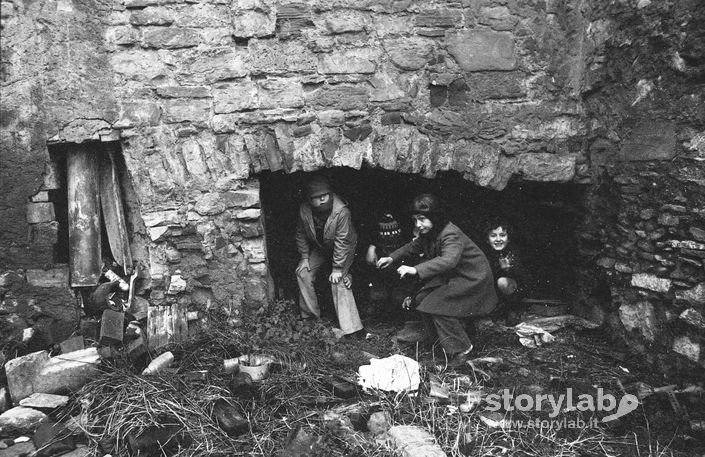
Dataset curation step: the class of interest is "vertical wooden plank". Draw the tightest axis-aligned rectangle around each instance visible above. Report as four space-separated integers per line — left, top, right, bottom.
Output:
100 146 133 275
172 302 189 343
67 145 101 287
147 305 173 350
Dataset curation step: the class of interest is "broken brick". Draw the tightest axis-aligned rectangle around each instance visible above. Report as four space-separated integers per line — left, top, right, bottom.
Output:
100 310 125 346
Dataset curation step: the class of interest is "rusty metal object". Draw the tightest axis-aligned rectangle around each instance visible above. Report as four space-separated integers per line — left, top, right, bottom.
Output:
100 145 133 275
67 146 101 287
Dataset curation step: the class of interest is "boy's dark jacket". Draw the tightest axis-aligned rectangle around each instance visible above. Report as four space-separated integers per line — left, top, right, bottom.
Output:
390 222 497 317
296 194 357 275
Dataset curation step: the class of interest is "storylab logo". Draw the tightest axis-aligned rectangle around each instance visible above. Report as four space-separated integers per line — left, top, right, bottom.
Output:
484 388 639 424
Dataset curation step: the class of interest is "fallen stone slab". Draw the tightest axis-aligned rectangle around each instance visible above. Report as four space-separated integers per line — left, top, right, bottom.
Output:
100 309 125 345
385 425 446 457
33 348 101 397
0 389 10 414
0 441 36 457
0 407 48 436
18 393 69 410
59 336 85 354
5 351 51 402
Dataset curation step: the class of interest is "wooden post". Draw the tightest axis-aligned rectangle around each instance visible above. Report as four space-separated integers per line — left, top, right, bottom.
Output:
67 145 101 287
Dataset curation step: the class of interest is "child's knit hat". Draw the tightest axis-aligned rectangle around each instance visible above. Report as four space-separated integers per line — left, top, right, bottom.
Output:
375 213 403 249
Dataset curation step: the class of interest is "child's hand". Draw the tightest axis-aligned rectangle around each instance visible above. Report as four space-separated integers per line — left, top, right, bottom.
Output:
365 245 378 265
296 259 310 274
402 296 412 310
397 265 417 278
376 257 394 269
329 271 343 284
343 275 353 289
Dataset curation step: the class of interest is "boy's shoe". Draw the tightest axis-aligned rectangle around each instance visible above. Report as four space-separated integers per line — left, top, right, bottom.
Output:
446 344 474 368
343 328 374 341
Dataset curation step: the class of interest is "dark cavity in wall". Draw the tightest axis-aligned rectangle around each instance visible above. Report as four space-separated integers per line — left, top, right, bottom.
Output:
47 142 142 285
260 166 587 316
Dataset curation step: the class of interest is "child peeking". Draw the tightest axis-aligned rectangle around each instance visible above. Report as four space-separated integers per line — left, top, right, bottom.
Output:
376 194 497 366
484 217 530 326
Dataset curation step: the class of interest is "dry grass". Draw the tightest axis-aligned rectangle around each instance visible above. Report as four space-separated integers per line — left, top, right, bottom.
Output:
59 301 696 457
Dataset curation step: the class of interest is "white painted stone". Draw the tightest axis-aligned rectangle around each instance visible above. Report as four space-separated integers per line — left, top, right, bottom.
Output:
149 226 169 241
240 239 266 263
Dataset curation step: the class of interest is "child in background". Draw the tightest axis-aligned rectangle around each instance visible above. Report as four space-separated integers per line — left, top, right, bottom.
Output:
484 217 529 326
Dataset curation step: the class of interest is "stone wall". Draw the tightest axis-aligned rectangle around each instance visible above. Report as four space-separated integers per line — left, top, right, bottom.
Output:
1 0 594 343
4 0 703 373
577 0 705 373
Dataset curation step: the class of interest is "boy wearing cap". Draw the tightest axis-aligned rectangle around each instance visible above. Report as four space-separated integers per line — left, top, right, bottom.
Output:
295 175 365 337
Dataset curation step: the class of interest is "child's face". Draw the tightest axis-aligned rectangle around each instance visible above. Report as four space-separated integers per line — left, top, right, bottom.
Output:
413 214 433 235
488 226 509 251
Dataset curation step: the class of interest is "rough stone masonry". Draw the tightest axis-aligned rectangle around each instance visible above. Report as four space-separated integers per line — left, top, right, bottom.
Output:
0 0 704 373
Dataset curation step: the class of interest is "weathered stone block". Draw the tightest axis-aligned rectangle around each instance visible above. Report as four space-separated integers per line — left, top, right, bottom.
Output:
223 188 260 208
187 49 249 83
156 86 210 98
18 393 69 410
306 85 368 110
142 210 180 227
240 239 265 263
0 388 9 414
318 50 377 74
673 336 700 362
33 348 101 396
25 266 69 288
142 27 200 49
114 102 161 128
168 273 187 294
383 37 434 71
386 425 446 457
130 7 174 25
30 221 59 247
478 6 518 31
173 4 230 28
414 8 461 28
106 26 140 45
5 351 51 402
111 50 168 81
162 99 210 123
257 78 305 109
676 283 705 306
619 302 656 341
235 209 261 220
516 153 575 182
324 10 367 33
213 81 259 113
0 407 48 436
465 71 525 99
26 202 55 224
100 310 125 345
249 40 316 75
679 308 705 330
195 193 226 215
232 10 275 38
631 273 671 293
447 30 516 71
60 336 85 354
619 121 676 161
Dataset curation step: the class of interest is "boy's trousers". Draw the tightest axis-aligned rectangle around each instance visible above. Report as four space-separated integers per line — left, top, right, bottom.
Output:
296 248 363 335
